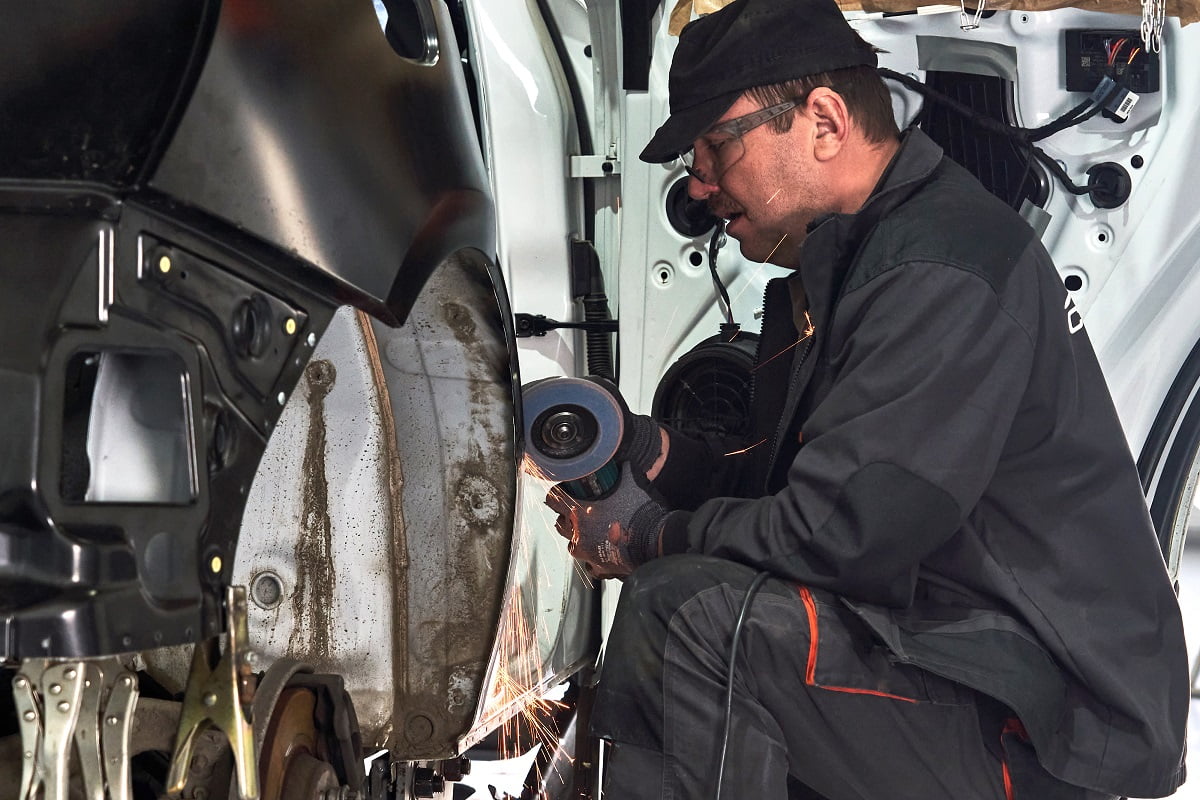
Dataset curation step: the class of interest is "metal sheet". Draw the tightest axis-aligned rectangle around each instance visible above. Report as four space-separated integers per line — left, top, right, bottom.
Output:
231 250 518 758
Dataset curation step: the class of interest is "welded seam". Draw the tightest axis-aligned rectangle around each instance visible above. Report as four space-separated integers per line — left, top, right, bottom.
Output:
357 309 411 750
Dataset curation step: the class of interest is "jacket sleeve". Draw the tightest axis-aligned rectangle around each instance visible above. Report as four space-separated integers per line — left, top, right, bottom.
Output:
674 260 1036 606
646 424 755 511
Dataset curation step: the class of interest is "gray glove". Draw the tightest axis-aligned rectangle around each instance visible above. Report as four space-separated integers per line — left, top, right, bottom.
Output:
546 462 669 578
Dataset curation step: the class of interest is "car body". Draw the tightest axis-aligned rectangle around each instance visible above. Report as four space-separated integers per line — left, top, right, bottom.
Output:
0 0 1196 798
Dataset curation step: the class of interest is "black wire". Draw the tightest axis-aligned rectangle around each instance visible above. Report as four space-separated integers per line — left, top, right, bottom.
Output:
707 220 735 327
877 67 1126 198
714 571 770 800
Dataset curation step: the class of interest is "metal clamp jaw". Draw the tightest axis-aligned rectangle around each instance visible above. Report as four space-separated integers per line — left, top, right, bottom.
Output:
167 585 260 800
13 657 139 800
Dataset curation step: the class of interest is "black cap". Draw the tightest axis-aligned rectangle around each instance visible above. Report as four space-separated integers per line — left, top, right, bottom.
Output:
640 0 878 164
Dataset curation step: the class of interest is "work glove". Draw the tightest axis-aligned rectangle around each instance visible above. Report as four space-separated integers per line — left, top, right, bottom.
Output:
546 462 669 579
585 376 663 475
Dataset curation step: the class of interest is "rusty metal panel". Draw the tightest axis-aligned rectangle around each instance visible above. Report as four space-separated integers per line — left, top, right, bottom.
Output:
230 250 516 757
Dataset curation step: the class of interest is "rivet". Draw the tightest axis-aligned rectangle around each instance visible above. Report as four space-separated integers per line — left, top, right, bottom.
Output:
306 332 317 347
158 255 172 274
210 555 223 574
106 716 120 726
203 692 218 707
64 669 77 680
121 676 134 688
23 751 33 760
284 318 297 336
277 392 286 405
57 701 70 713
22 710 35 721
14 676 27 689
49 684 62 695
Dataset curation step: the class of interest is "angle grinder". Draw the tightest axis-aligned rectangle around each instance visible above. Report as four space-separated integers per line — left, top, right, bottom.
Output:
522 377 624 500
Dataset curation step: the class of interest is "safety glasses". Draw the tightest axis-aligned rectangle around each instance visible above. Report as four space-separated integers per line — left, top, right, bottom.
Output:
679 100 799 184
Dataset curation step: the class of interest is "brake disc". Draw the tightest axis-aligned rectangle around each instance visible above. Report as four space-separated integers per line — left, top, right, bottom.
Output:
260 688 337 800
253 659 364 800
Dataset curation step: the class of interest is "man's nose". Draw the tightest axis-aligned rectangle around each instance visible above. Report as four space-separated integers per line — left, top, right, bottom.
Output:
687 173 719 200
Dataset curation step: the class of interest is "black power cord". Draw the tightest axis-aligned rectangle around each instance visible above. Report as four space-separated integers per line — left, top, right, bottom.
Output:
878 67 1128 197
714 571 770 800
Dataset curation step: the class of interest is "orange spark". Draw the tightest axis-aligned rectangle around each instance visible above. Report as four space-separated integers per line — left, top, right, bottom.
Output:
764 233 790 264
752 314 815 373
724 438 768 456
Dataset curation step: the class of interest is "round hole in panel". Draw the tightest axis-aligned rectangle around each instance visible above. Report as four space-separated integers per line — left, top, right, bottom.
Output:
1061 268 1089 294
653 262 675 289
1089 224 1114 250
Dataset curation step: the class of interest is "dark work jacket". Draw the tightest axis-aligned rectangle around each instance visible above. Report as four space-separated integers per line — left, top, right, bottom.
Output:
654 129 1187 797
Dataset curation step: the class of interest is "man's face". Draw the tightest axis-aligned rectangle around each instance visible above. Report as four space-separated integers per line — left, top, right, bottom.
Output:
686 94 829 268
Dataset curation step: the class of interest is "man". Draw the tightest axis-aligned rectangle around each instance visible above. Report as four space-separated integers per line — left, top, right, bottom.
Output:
546 0 1188 797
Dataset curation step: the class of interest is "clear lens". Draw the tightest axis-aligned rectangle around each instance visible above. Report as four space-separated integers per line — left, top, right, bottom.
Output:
679 136 745 185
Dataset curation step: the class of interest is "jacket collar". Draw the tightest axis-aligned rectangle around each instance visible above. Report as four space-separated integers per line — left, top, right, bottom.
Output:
805 126 944 238
795 127 944 322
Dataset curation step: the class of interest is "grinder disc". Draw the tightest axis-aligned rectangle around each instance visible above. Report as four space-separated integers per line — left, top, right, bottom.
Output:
522 377 624 482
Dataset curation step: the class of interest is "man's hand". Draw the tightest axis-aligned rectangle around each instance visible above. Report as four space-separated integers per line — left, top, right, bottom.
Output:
586 376 666 477
546 463 669 578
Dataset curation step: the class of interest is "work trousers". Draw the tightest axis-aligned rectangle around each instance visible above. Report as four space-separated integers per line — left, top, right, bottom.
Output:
591 555 1114 800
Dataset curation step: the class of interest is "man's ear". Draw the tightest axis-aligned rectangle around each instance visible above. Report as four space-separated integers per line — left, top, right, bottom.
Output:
806 88 850 162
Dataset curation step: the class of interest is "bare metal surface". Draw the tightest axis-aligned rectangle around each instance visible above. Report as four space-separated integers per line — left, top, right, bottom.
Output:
235 251 518 758
166 587 259 800
129 697 183 756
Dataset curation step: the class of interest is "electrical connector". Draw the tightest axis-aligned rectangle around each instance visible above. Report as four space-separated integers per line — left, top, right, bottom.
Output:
1103 85 1139 122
